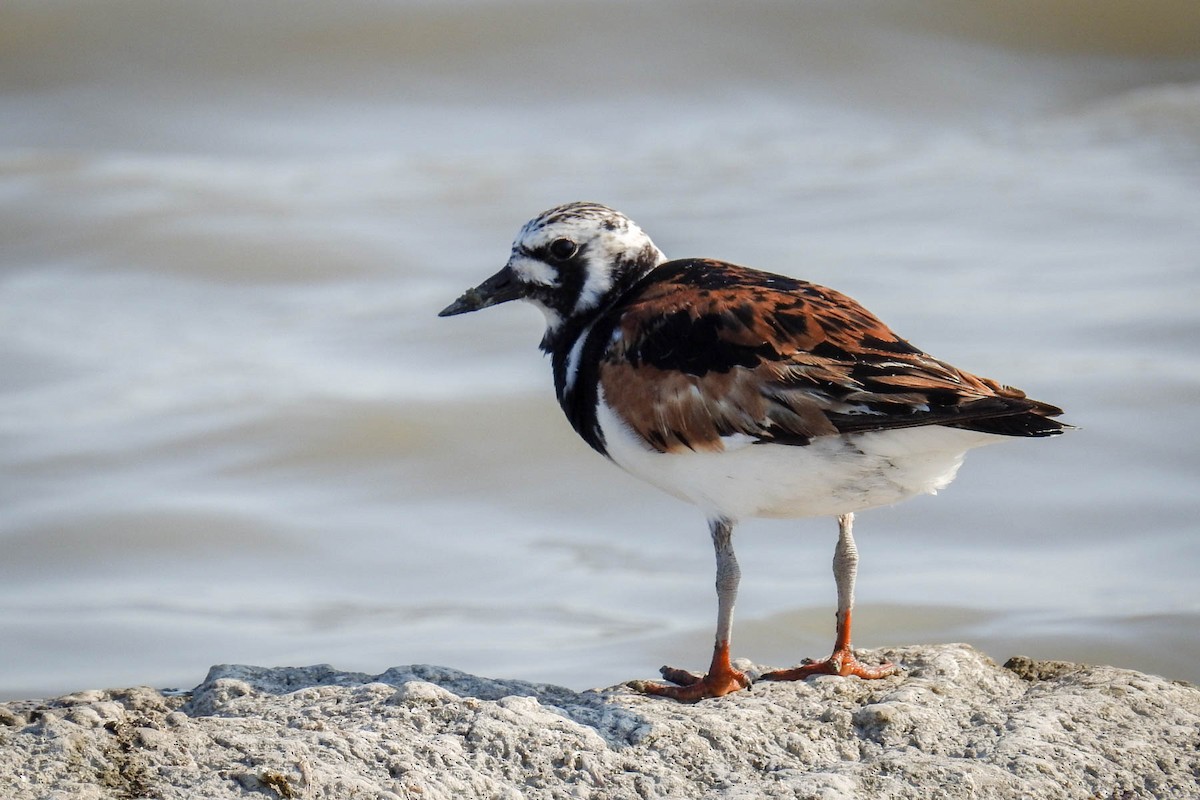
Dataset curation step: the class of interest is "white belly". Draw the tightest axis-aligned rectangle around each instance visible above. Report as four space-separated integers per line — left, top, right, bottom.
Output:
595 394 1000 520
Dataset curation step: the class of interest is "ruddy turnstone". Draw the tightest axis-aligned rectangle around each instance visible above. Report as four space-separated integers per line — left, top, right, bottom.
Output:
440 201 1067 702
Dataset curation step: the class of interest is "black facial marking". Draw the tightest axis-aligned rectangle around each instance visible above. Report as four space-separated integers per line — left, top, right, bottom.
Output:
538 256 585 317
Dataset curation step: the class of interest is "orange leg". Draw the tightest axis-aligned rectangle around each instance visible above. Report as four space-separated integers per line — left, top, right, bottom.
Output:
629 517 751 702
629 640 750 702
761 607 895 680
762 513 896 682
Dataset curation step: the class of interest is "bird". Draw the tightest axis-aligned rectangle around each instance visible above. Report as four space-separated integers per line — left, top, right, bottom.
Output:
439 201 1067 702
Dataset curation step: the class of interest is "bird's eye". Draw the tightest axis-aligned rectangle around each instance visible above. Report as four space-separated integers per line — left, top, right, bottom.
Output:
548 238 578 261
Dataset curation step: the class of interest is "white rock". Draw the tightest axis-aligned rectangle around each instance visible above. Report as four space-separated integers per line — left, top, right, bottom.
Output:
0 645 1197 799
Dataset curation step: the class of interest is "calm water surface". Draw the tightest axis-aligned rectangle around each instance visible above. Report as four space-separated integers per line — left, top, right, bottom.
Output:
2 0 1199 699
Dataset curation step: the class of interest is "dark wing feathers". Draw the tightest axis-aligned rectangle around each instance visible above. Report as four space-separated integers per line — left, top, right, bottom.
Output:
598 259 1066 453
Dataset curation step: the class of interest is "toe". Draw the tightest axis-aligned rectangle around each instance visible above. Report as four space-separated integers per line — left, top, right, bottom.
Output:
659 665 704 687
762 650 896 682
629 668 749 702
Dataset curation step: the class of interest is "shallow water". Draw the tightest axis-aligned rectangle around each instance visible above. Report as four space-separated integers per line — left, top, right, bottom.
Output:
2 0 1199 700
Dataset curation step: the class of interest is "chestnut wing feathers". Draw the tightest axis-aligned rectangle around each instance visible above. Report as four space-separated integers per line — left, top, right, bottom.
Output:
597 259 1065 453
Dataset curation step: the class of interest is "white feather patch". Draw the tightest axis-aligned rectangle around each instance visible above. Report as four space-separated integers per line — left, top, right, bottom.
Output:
562 323 593 394
595 389 1000 520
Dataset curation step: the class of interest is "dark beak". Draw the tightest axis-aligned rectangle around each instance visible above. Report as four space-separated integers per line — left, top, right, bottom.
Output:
438 265 524 317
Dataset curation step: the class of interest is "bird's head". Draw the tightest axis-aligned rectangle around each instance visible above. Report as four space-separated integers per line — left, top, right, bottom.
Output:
439 202 667 337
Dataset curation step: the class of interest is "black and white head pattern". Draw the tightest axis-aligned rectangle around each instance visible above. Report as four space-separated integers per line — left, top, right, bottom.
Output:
506 202 667 337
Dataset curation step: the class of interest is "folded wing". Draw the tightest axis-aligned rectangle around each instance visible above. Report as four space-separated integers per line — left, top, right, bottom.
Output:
598 259 1065 453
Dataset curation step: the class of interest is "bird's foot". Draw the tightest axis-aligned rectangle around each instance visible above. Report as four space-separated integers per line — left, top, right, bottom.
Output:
627 642 750 702
628 664 750 702
760 648 896 681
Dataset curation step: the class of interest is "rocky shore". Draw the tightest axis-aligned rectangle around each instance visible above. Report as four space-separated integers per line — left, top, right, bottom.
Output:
2 644 1197 799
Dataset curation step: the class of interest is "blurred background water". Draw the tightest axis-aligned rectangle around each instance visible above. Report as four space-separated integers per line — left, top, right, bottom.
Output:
2 0 1199 700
